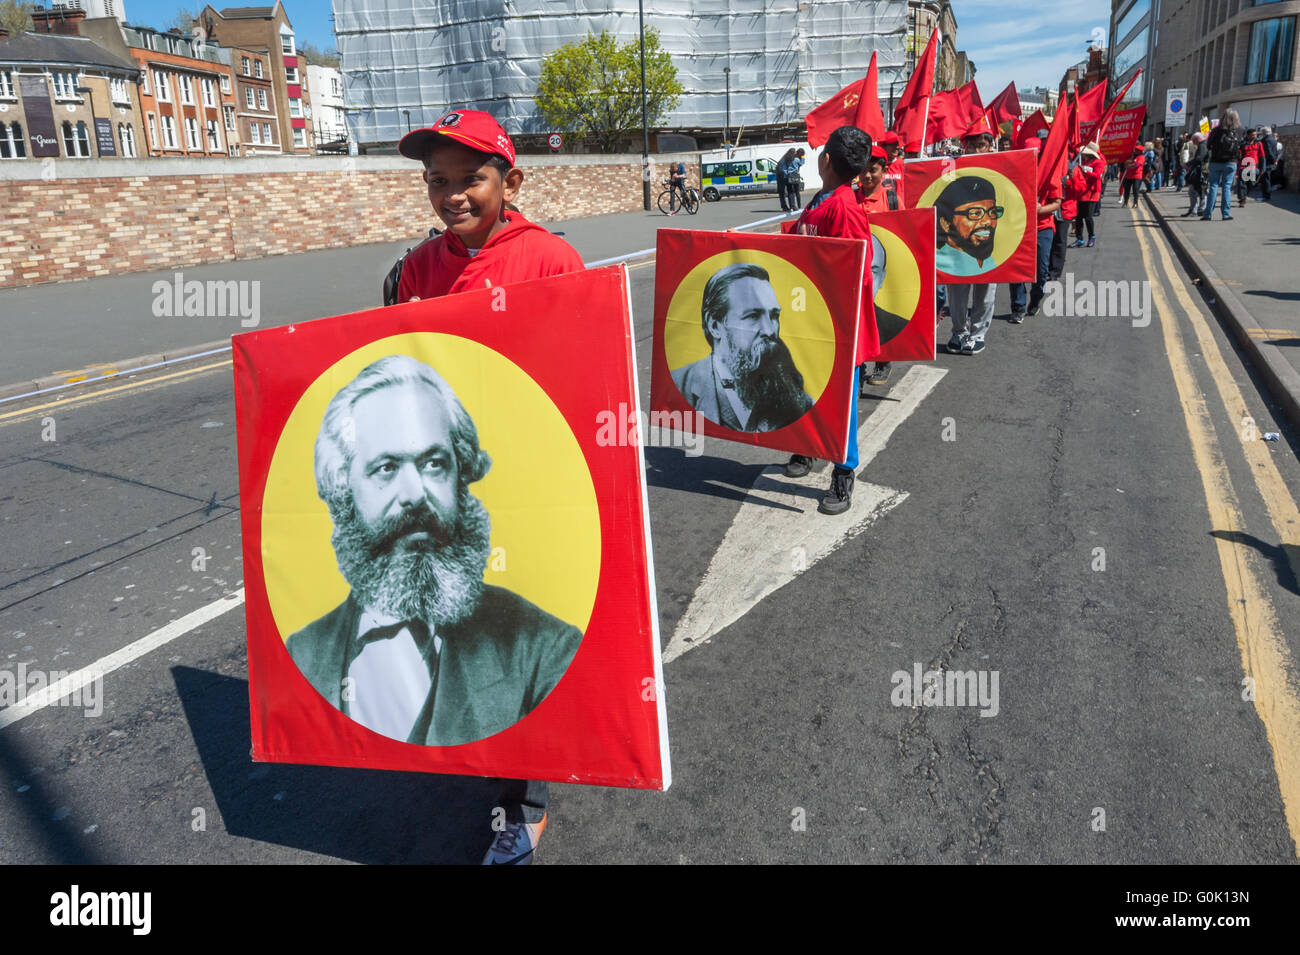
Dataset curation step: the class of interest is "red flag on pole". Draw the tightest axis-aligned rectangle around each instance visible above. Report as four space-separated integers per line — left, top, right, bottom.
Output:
854 51 887 140
1036 98 1071 202
805 53 886 147
1067 87 1081 150
1091 70 1142 144
1014 108 1049 149
892 30 938 149
925 80 985 143
986 82 1022 126
1077 81 1107 123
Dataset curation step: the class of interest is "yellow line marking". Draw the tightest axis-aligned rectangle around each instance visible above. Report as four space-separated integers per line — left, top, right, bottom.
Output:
0 359 232 424
1136 204 1300 857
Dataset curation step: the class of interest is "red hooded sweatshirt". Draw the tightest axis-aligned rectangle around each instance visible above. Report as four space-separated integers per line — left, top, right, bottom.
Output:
397 210 585 302
793 182 879 364
1061 165 1088 219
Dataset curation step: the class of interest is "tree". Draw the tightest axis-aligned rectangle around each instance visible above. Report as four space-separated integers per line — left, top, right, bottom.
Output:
298 41 341 69
536 29 683 153
167 8 197 34
0 1 34 36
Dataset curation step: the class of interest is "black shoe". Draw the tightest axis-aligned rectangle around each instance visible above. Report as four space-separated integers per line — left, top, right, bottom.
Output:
784 454 813 478
818 467 854 515
1027 301 1041 317
866 362 893 386
1009 308 1026 324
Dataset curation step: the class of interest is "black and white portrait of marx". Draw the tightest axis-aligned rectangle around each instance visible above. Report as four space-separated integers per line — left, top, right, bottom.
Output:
934 176 1003 278
870 234 910 344
285 354 583 747
671 262 814 432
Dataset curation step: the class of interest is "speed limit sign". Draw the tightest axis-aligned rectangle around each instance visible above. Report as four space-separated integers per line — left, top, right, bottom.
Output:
548 132 563 151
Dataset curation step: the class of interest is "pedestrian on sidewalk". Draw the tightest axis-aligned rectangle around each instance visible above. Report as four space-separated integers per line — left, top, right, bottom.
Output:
1202 108 1244 221
787 148 807 210
1120 146 1145 206
1183 132 1209 216
776 147 795 212
1071 144 1103 248
1237 129 1266 206
394 110 586 865
1261 126 1282 197
784 125 877 516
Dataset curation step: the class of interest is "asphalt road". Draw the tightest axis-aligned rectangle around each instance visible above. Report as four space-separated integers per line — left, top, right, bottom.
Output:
2 198 1300 864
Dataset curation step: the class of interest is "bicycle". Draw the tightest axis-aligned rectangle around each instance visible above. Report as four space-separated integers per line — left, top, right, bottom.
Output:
658 180 700 216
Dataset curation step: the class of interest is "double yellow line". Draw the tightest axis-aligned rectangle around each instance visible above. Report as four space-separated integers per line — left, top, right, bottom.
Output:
1135 202 1300 856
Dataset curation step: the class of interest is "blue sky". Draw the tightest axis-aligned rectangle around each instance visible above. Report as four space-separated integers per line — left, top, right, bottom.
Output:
954 0 1113 95
127 0 1112 97
125 2 337 50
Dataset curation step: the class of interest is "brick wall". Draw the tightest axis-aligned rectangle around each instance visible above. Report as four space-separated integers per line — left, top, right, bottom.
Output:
1278 127 1300 192
0 153 699 289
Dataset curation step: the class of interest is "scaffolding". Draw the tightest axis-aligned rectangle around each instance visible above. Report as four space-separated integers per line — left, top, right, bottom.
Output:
332 0 910 145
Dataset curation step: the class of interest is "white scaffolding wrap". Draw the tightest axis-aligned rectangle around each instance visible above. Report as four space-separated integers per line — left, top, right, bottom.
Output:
332 0 910 145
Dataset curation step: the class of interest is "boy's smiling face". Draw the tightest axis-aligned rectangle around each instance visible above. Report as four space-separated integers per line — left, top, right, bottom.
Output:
422 139 524 249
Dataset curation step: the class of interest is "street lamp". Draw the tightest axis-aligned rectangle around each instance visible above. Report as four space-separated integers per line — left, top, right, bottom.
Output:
638 0 651 211
723 66 731 152
402 109 411 133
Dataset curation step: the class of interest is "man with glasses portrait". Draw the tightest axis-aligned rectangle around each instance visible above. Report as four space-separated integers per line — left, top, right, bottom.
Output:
935 176 1004 278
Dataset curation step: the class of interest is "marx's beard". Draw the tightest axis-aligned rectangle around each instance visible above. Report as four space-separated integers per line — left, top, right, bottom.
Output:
950 223 996 261
327 486 492 628
726 334 810 425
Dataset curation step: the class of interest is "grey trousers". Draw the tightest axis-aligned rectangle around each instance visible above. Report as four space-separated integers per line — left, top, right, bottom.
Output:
945 283 998 343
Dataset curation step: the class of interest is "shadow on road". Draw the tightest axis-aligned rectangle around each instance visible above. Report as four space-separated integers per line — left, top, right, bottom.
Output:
1244 289 1300 301
644 446 800 509
172 667 497 864
0 731 102 864
1208 531 1300 597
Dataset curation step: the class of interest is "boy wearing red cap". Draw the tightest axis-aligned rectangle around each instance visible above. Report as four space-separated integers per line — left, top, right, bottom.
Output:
394 110 584 865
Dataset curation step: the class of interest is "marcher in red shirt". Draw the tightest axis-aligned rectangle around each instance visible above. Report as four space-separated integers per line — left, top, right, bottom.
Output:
1237 129 1266 206
879 130 905 207
1120 146 1145 207
394 110 584 866
784 125 878 516
1071 142 1105 247
856 145 899 215
1012 138 1064 318
1049 152 1088 279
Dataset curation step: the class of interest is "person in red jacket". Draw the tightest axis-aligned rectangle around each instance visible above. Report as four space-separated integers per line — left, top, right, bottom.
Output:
1236 128 1266 206
394 110 584 866
1120 146 1145 207
784 125 878 516
1051 153 1088 277
879 130 905 207
1070 142 1105 247
397 112 583 303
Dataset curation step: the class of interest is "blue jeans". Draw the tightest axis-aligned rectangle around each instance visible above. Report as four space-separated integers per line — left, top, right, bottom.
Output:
840 365 860 471
1203 162 1235 218
1009 282 1027 311
1016 227 1055 308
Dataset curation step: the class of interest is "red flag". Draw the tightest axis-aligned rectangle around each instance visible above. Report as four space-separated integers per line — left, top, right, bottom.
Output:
986 82 1022 126
806 75 871 148
1077 81 1107 123
892 30 938 149
1014 109 1049 149
925 81 985 143
1067 88 1081 150
1091 70 1142 145
1037 99 1071 201
854 51 887 140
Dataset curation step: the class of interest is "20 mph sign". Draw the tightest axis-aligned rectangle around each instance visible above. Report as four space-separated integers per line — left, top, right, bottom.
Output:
548 133 563 150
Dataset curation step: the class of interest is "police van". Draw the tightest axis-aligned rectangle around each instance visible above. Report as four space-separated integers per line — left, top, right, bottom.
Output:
698 143 820 202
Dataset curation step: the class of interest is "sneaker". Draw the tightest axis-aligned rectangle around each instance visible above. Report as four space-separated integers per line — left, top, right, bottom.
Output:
1086 237 1095 248
866 362 893 386
818 467 854 515
483 814 546 865
1027 301 1041 317
1223 215 1234 221
1069 239 1085 248
1200 215 1212 220
961 338 986 355
784 454 814 478
946 333 965 353
1008 309 1026 324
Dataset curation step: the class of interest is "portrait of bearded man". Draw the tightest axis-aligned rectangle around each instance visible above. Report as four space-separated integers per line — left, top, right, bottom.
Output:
670 262 814 432
285 354 582 746
934 176 1003 278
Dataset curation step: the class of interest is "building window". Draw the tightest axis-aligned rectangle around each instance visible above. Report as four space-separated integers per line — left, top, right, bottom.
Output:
331 77 341 97
51 71 81 101
146 112 157 148
179 74 194 105
0 70 16 100
281 33 295 55
263 122 272 143
62 120 90 157
244 87 255 109
289 97 302 118
224 105 236 131
202 78 215 107
184 116 199 149
285 66 298 84
293 127 304 148
220 73 231 93
140 69 150 94
241 56 251 76
1115 0 1151 46
110 76 130 104
251 122 261 144
119 123 136 157
0 121 26 159
229 143 238 157
161 114 177 149
254 60 264 79
1246 16 1296 84
1113 26 1149 77
257 88 267 110
206 118 220 150
154 70 169 101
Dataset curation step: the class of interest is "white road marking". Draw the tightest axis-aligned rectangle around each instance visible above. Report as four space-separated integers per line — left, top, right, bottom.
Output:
0 589 246 730
663 366 947 663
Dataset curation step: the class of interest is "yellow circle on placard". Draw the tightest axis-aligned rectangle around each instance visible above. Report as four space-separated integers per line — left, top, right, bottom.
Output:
261 332 601 642
871 227 921 332
663 249 837 407
917 166 1027 268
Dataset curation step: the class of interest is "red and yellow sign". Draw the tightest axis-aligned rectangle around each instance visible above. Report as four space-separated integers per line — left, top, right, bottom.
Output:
650 229 865 462
904 150 1038 284
1099 105 1147 164
865 207 938 362
233 266 669 789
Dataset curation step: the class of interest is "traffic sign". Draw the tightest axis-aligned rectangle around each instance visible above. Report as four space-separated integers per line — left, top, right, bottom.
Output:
548 132 563 151
1166 89 1187 127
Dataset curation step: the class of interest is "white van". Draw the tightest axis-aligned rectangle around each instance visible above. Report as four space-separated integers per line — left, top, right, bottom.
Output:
698 142 821 201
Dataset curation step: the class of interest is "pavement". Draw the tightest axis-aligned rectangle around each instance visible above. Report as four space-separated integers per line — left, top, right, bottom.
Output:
0 191 800 399
1145 185 1300 432
3 195 1300 865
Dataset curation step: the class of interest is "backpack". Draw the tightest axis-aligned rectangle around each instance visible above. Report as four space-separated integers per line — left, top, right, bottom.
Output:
883 179 899 211
382 227 441 306
1209 127 1243 164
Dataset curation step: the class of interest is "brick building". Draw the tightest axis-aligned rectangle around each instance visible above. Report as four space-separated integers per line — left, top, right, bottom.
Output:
197 4 312 153
118 25 235 158
218 46 281 154
0 28 143 160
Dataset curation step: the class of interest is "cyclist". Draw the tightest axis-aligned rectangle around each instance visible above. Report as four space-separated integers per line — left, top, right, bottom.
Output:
668 161 689 212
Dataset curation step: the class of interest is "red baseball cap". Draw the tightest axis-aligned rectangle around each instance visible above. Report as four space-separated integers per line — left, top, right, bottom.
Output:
398 109 516 166
871 144 888 159
878 131 900 145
